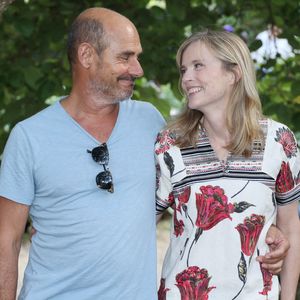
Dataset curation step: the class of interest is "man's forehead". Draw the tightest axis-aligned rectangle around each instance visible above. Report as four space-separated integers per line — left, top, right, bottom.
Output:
106 30 142 53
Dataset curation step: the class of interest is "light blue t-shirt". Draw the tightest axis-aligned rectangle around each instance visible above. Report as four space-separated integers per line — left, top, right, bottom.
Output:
0 99 165 300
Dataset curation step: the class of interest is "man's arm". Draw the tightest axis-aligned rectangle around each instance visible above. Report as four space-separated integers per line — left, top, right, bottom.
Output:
0 197 29 300
156 213 164 224
256 224 290 274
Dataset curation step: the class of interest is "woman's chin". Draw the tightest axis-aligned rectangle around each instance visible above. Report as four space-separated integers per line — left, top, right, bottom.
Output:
187 100 201 111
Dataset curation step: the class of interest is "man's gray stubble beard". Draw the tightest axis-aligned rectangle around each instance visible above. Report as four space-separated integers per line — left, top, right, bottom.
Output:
88 79 133 103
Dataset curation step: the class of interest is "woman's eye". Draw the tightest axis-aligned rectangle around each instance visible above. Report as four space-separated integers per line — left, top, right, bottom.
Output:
195 63 203 69
180 68 186 74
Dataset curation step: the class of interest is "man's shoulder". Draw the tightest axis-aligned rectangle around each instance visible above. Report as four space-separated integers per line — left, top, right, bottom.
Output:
124 99 165 122
18 101 59 129
124 99 156 111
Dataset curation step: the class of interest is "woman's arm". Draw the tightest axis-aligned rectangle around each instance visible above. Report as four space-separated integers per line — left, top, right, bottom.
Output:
277 201 300 300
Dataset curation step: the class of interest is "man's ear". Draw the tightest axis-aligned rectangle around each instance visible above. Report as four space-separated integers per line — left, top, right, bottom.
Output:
77 43 94 68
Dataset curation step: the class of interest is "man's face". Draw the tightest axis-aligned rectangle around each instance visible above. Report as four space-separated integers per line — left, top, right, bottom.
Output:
88 26 144 103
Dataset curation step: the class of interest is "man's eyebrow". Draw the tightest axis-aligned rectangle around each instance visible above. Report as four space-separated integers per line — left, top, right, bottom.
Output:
119 50 143 56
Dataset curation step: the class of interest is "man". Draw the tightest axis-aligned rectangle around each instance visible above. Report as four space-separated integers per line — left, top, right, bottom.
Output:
0 7 289 300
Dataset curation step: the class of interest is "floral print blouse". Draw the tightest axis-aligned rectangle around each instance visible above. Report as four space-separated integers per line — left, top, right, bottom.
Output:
155 119 300 300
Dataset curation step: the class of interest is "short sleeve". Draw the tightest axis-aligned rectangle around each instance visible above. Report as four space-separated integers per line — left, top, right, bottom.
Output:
155 150 173 215
273 124 300 205
0 124 35 205
155 130 186 214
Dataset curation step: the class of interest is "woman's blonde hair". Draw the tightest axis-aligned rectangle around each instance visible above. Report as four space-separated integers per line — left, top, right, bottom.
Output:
168 29 264 157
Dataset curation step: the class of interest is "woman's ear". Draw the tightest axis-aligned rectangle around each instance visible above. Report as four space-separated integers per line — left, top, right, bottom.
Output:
231 65 242 84
77 43 94 68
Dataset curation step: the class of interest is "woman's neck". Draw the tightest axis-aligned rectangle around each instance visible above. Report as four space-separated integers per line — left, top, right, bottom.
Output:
202 114 231 161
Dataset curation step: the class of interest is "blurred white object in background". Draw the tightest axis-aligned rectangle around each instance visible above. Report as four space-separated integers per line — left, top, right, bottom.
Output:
251 25 294 64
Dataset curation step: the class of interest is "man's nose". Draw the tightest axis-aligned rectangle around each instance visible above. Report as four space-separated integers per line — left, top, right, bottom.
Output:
129 58 144 78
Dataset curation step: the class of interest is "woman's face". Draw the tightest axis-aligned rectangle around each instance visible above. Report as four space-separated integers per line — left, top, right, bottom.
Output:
180 41 235 113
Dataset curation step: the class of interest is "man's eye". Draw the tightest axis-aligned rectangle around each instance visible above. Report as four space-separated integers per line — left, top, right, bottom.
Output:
121 56 129 61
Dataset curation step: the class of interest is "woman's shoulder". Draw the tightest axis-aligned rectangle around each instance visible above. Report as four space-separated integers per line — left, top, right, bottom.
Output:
259 117 296 138
155 129 177 155
262 117 293 132
263 118 298 159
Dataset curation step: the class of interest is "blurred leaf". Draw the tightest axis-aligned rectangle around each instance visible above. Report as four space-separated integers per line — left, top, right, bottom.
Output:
249 39 262 52
166 0 187 21
294 35 300 46
294 96 300 105
14 18 34 37
264 59 277 69
291 82 300 97
24 66 43 88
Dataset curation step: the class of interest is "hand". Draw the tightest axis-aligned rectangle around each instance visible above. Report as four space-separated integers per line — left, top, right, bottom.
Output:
256 225 290 274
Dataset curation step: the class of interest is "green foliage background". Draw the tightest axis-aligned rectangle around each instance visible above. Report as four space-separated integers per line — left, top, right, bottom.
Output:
0 0 300 154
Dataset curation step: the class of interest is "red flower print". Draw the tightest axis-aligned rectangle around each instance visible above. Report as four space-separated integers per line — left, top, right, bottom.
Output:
177 186 191 213
155 130 176 155
257 249 273 296
174 207 184 237
175 266 216 300
158 278 170 300
168 192 175 204
259 265 273 296
195 185 235 230
276 161 295 193
236 214 265 256
274 127 298 158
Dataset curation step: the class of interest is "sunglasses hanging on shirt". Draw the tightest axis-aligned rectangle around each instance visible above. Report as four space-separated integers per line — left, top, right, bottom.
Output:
87 143 114 193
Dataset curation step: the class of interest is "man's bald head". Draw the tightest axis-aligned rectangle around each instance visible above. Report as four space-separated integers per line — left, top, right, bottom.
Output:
67 7 138 66
78 7 133 28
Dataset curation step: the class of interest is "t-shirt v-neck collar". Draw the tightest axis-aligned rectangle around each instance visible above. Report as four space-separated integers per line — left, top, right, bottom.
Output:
55 99 123 145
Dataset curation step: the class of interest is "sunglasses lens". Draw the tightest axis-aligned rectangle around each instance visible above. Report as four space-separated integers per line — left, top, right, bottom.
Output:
96 171 114 193
91 144 109 165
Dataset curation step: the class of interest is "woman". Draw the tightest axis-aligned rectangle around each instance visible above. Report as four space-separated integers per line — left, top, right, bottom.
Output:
155 30 300 299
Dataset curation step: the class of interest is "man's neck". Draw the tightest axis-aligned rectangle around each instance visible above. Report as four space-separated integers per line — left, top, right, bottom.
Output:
61 95 120 143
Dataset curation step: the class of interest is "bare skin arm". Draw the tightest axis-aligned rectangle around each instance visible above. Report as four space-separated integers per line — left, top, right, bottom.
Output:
156 213 163 224
0 197 29 300
256 224 290 274
276 201 300 300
